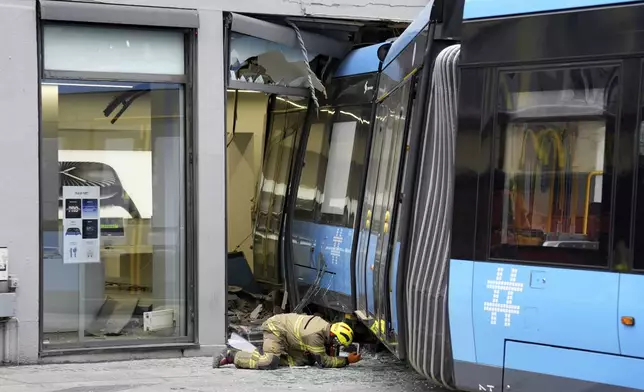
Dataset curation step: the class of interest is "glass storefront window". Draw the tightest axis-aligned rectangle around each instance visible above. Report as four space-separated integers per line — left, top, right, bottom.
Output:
44 25 185 75
41 24 190 348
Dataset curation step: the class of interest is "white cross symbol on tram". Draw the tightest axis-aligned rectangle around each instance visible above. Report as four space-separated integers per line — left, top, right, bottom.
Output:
484 267 524 327
329 228 343 265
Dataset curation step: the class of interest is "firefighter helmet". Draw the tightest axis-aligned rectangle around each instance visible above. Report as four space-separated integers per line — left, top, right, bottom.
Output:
330 322 354 347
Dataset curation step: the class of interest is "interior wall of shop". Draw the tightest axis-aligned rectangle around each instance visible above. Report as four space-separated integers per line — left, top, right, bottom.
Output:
0 0 422 364
226 91 269 271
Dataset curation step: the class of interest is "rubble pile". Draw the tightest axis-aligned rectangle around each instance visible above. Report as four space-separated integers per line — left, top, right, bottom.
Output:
227 285 282 346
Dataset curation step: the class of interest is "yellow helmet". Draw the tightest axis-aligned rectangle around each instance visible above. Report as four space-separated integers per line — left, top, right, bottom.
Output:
330 322 354 347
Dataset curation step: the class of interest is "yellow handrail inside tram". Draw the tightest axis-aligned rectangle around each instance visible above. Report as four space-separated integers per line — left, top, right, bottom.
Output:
583 171 604 235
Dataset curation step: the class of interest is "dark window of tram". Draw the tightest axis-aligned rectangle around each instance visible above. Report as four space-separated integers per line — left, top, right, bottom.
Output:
633 77 644 271
490 66 619 267
294 106 371 228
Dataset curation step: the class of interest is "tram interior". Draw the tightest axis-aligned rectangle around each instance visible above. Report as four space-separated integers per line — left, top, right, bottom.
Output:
490 67 616 264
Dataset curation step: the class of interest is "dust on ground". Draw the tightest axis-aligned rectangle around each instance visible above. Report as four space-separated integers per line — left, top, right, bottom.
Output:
0 354 450 392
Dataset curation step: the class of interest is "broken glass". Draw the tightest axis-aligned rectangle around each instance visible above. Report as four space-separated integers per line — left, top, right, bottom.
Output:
229 32 323 91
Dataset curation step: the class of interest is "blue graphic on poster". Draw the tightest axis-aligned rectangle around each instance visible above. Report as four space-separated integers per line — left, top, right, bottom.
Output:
82 199 99 218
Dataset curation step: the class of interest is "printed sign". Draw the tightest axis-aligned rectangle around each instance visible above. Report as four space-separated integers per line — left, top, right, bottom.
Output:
63 186 100 264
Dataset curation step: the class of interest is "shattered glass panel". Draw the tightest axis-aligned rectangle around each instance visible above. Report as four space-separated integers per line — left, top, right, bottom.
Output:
229 32 323 91
379 26 428 100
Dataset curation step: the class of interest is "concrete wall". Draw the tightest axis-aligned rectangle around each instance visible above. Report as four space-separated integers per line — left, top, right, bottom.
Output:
0 0 40 365
195 8 228 360
0 0 425 365
51 0 427 21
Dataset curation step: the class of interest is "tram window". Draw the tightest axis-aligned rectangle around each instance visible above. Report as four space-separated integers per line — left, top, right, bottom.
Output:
489 66 619 267
320 107 371 227
633 110 644 270
293 106 371 228
295 110 333 221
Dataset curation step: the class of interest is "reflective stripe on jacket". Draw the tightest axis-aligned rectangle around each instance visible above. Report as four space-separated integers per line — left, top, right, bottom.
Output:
263 313 347 368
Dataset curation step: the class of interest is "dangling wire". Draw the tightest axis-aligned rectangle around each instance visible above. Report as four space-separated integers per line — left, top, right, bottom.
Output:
286 19 327 114
227 89 239 148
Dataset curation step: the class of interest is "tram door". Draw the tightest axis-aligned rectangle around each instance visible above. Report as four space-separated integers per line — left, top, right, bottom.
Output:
252 96 307 284
355 103 388 316
355 82 412 350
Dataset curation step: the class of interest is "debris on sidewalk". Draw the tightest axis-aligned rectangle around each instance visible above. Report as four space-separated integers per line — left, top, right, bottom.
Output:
0 356 445 392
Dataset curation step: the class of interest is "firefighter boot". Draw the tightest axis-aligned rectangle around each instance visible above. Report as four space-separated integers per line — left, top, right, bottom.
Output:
213 347 237 368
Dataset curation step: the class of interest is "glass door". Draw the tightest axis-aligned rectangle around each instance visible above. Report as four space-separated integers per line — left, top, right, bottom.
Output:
370 83 412 346
355 81 412 327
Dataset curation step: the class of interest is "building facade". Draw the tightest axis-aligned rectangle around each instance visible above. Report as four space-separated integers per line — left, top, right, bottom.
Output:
0 0 425 364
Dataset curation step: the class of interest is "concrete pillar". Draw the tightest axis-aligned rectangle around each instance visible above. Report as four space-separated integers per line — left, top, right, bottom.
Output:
0 0 40 364
193 9 227 354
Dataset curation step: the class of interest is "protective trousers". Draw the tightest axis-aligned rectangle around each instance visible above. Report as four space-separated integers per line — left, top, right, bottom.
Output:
232 331 283 370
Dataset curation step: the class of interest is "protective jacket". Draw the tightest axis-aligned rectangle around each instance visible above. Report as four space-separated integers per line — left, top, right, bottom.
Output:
264 313 347 368
233 313 347 370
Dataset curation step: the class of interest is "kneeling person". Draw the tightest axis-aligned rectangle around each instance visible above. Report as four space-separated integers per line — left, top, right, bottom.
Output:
214 313 361 370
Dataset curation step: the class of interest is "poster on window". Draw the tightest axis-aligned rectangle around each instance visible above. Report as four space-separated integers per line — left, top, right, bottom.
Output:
62 186 100 264
0 248 7 282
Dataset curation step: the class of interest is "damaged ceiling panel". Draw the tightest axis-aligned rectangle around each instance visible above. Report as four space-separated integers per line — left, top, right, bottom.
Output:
229 32 324 92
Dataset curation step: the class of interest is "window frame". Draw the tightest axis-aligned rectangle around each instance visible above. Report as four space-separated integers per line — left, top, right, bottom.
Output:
37 20 197 352
486 61 623 270
291 104 373 229
317 105 373 228
628 60 644 272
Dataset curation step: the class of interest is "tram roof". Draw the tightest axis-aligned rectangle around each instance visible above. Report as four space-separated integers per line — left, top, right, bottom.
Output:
334 43 387 78
463 0 641 20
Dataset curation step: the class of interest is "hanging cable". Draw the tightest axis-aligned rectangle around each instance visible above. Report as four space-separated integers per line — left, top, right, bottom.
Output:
319 56 333 85
227 89 240 148
286 20 326 113
293 252 327 314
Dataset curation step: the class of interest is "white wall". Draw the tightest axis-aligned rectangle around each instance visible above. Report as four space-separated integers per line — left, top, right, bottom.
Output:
51 0 427 21
0 0 40 365
195 8 228 358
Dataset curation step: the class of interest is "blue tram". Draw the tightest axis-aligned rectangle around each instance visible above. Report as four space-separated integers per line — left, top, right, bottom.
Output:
254 0 644 391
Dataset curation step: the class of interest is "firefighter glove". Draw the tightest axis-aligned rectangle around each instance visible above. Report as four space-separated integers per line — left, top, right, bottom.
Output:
347 352 361 364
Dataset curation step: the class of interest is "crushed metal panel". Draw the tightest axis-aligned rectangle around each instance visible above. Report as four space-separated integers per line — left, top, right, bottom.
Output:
229 32 324 91
229 13 350 59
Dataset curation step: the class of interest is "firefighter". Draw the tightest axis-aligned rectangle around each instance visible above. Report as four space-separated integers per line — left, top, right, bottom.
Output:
213 313 362 370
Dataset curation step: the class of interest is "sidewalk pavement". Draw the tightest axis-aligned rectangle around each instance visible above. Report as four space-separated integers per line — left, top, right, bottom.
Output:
0 354 445 392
